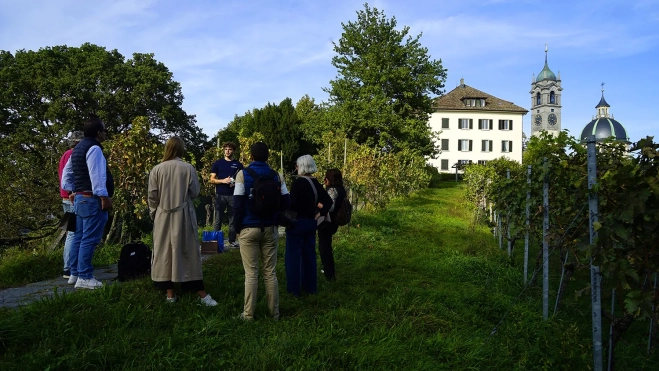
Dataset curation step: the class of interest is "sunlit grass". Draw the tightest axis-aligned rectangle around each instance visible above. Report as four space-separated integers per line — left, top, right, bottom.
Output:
0 184 657 369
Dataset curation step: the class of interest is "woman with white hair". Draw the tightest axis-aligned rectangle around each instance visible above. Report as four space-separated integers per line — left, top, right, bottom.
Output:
285 155 332 296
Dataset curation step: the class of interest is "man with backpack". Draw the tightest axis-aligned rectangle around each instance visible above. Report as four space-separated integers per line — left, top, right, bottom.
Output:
233 142 290 321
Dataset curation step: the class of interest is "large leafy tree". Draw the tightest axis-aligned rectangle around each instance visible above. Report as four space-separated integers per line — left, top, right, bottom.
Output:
325 3 447 156
215 98 315 173
0 43 206 242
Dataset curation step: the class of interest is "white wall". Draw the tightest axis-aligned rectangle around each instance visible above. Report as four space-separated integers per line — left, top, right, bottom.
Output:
428 110 525 172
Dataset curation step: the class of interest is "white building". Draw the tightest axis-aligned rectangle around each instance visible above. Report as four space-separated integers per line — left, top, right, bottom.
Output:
429 78 528 172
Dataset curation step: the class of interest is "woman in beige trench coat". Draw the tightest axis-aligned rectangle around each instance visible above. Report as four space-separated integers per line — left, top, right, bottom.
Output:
148 136 217 306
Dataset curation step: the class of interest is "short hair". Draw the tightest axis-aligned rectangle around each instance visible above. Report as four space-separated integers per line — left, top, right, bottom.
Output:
83 117 105 138
163 136 185 162
250 142 269 162
296 155 317 175
325 168 344 187
222 141 237 150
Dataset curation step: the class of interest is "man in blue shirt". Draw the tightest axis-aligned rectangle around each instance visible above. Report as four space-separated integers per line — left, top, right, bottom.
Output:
210 142 243 248
61 116 114 290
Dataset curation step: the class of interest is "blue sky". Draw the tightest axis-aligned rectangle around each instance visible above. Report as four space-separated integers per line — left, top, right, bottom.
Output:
1 0 657 143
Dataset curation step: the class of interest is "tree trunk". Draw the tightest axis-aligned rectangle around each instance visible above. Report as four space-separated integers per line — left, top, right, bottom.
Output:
105 213 120 244
604 313 634 371
554 262 574 315
530 246 543 287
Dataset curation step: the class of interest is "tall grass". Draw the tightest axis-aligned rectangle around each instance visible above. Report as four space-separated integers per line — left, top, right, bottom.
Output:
0 183 657 370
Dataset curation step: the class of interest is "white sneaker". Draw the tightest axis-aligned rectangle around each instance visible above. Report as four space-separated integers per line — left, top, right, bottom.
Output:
166 295 178 303
75 277 103 290
67 275 78 285
200 294 218 306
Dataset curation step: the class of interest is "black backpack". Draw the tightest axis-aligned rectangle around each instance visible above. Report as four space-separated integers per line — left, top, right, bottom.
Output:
117 242 152 282
244 167 282 219
334 195 353 226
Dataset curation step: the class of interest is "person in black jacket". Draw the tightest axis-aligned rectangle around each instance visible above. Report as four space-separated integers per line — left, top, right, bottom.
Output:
285 155 332 296
317 168 345 281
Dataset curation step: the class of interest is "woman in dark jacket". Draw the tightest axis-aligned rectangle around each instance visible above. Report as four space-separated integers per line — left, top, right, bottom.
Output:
285 155 332 296
317 168 345 281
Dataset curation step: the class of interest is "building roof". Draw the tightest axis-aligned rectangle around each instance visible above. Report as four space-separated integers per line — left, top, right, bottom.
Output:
595 94 610 108
536 62 557 82
433 82 528 113
580 117 629 143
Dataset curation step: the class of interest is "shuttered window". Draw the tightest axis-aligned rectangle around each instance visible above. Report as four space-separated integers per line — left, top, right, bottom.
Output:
498 120 513 130
441 139 449 151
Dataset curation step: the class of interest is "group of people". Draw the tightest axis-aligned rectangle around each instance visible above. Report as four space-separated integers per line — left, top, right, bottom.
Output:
58 118 347 318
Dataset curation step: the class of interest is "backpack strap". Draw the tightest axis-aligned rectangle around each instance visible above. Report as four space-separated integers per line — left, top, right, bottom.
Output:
302 176 317 204
244 166 259 182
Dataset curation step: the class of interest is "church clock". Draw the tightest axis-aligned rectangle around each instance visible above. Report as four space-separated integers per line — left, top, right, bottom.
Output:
548 113 557 126
535 114 542 126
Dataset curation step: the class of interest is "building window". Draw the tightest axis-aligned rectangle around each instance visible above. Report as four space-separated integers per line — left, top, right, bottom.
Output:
458 139 473 152
550 91 555 104
458 160 472 165
441 118 449 129
481 140 493 152
536 92 541 105
441 139 449 151
477 160 488 166
441 159 449 170
501 140 513 153
498 120 513 130
459 119 473 129
478 119 492 130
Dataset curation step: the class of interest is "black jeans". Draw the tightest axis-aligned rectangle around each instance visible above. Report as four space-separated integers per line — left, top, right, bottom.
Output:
214 194 236 242
317 222 338 280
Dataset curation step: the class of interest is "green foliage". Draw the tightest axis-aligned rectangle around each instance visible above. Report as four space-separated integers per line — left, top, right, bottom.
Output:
313 131 431 210
464 130 659 358
104 117 163 243
0 43 205 242
1 187 657 369
325 3 447 156
216 98 316 175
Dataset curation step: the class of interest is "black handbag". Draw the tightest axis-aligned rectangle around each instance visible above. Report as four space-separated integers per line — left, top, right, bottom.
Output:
58 212 76 232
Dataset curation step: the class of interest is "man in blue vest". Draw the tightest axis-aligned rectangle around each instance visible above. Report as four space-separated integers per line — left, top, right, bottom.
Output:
61 116 114 290
233 142 290 320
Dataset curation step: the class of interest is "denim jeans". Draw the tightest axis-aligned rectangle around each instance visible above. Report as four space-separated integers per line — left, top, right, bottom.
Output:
62 199 75 271
214 194 236 242
285 218 318 296
69 194 108 279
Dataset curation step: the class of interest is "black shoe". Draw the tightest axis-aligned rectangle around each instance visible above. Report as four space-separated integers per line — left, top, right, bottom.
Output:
62 270 71 279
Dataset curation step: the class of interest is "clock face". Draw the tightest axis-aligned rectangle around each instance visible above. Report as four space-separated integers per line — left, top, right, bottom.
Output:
534 114 542 126
548 113 557 126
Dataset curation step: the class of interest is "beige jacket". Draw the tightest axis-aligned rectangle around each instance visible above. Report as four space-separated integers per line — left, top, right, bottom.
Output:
148 158 202 282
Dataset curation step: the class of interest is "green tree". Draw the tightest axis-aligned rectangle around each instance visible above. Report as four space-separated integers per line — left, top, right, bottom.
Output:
224 98 315 173
325 3 447 156
0 43 205 242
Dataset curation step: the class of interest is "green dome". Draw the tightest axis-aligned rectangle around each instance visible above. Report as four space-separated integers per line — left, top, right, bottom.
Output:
536 62 557 82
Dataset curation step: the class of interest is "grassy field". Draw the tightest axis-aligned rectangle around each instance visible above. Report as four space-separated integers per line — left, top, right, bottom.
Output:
0 183 657 370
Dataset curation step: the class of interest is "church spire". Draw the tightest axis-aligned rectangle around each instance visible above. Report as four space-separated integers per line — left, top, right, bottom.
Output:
596 83 610 117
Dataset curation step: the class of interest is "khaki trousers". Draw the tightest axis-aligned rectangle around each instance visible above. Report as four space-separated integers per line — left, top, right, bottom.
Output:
239 226 279 320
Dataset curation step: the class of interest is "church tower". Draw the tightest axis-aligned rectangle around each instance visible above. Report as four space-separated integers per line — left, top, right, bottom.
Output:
530 45 562 136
